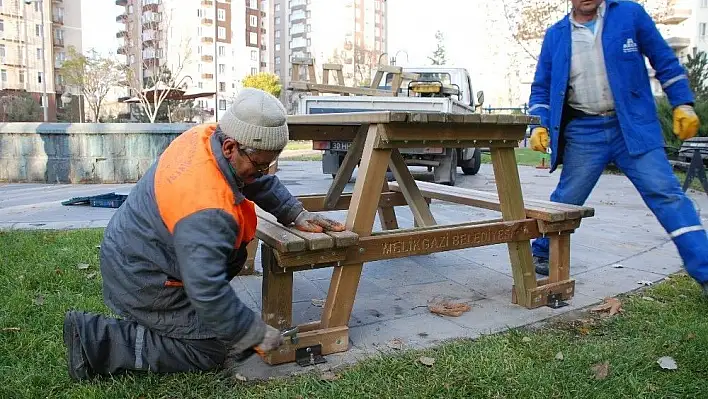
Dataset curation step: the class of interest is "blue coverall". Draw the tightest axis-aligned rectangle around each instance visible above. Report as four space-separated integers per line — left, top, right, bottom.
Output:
528 0 708 285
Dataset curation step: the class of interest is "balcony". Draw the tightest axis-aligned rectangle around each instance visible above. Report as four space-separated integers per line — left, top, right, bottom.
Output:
117 45 128 55
116 30 126 38
201 55 214 62
143 0 159 12
116 13 127 23
115 0 127 5
52 14 64 25
202 73 214 79
666 36 690 50
201 0 213 5
201 36 214 44
201 18 213 25
661 7 691 25
53 37 64 47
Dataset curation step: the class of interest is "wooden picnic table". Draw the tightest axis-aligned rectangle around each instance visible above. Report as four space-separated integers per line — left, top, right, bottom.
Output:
250 111 594 366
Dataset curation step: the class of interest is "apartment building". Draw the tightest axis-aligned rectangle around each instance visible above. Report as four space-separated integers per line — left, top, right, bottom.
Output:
271 0 387 99
115 0 272 121
0 0 82 121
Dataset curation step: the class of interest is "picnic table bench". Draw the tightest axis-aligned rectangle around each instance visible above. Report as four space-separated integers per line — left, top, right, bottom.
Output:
250 111 595 366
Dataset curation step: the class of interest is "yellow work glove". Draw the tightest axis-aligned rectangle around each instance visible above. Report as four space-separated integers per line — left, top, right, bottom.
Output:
529 127 550 153
673 105 700 141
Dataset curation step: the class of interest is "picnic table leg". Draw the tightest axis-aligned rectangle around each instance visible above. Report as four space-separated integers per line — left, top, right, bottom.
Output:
378 180 399 230
260 243 293 331
324 124 368 210
490 147 537 307
549 233 571 283
321 124 391 328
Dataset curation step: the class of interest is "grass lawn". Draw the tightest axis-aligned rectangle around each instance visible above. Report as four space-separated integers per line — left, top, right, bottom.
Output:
2 229 708 398
285 140 313 151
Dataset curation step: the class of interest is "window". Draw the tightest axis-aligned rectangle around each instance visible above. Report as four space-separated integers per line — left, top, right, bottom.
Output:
249 0 257 9
219 99 227 110
37 71 43 83
701 23 707 39
219 64 225 73
128 4 133 13
197 9 202 17
219 82 226 92
275 17 280 24
251 67 257 75
0 69 6 82
249 32 257 45
198 82 203 89
275 56 280 64
275 43 280 51
218 26 226 39
18 70 24 84
275 69 281 76
218 9 226 21
275 3 280 12
275 30 280 38
0 45 4 58
36 48 42 60
218 45 226 56
250 15 258 27
34 1 39 12
198 45 202 54
0 20 4 32
250 50 257 60
36 24 41 37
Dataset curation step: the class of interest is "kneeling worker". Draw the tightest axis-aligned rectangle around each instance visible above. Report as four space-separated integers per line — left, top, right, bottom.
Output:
63 88 346 381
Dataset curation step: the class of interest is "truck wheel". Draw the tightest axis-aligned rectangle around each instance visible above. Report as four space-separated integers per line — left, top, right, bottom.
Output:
461 148 482 175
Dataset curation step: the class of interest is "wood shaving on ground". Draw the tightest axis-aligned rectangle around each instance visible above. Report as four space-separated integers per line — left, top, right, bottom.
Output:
590 297 623 316
427 300 471 317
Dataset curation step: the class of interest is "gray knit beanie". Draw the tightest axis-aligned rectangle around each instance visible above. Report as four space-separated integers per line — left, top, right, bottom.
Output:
218 88 289 151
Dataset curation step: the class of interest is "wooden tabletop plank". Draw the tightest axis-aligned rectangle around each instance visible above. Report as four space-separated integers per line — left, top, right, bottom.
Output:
256 208 334 250
286 111 537 126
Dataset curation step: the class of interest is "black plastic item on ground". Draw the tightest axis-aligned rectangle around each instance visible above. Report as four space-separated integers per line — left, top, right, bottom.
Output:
61 193 128 208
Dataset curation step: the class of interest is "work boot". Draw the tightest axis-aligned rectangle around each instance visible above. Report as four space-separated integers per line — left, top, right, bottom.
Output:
63 310 93 381
533 256 549 276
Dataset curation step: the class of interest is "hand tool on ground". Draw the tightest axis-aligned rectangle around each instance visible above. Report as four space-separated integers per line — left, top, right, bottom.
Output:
230 326 300 364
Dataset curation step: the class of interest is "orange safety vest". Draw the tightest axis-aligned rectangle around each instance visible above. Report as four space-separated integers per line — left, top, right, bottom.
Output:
153 123 257 250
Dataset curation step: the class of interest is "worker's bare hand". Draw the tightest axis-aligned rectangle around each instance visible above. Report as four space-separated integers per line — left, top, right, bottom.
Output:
255 325 284 353
294 211 346 233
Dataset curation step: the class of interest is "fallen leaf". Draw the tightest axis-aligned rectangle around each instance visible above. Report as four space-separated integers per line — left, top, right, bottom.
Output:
233 373 247 382
311 299 325 307
54 268 62 275
522 337 532 343
578 327 591 336
33 295 45 306
686 332 696 340
387 338 404 350
427 300 471 317
591 361 610 380
555 352 564 361
590 297 622 316
77 263 90 270
320 371 340 381
418 356 435 366
657 356 678 370
86 272 98 280
1 327 20 332
637 280 653 286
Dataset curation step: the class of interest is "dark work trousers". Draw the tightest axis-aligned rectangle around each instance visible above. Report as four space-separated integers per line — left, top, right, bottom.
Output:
531 114 708 284
68 310 227 377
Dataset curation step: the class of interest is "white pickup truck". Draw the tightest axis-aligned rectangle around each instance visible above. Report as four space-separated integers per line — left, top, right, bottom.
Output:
295 66 485 186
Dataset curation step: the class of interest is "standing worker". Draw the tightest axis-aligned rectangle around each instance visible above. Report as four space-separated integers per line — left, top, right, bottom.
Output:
527 0 708 296
63 88 346 381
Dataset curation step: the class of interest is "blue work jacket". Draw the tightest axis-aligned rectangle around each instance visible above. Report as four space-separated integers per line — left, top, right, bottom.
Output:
528 0 694 171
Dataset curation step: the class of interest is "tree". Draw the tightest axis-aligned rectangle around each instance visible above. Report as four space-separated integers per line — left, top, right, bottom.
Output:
242 72 283 98
120 6 193 123
428 30 447 65
60 46 125 122
684 51 708 102
0 91 43 122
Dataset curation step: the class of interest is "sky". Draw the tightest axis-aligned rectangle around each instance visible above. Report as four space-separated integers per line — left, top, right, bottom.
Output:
81 0 493 95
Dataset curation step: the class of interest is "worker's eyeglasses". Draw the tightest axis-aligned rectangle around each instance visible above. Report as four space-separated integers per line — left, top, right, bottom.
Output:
239 148 277 174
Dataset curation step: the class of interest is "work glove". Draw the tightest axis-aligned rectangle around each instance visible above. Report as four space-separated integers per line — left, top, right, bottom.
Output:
294 210 346 233
673 105 700 141
530 127 550 153
228 317 284 356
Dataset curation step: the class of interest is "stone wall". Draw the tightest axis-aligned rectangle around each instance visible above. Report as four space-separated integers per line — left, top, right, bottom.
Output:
0 123 195 183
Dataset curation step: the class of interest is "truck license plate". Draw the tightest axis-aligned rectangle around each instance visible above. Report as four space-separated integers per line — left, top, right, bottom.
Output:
331 141 351 151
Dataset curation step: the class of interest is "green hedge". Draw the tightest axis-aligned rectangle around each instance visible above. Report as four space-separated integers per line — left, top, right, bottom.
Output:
656 97 708 158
